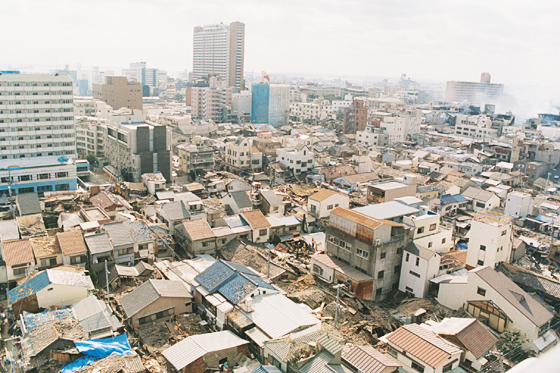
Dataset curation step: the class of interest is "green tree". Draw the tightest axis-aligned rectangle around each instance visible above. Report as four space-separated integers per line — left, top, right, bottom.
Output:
498 329 528 355
174 93 184 102
86 154 98 168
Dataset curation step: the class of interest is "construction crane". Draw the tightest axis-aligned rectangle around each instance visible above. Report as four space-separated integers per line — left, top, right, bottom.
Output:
262 71 270 84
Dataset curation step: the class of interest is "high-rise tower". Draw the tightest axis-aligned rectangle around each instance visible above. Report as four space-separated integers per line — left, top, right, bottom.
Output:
193 22 245 89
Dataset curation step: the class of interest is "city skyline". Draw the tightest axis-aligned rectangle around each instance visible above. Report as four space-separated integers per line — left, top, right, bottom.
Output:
1 0 558 88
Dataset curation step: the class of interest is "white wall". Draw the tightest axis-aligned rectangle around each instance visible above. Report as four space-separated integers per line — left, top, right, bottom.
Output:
37 284 89 309
505 192 533 218
308 193 350 219
466 220 513 268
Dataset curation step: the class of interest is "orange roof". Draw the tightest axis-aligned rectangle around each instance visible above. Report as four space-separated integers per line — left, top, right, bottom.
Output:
309 189 343 202
3 239 34 266
241 210 271 229
30 236 60 259
56 230 88 256
330 207 402 231
385 324 462 368
182 219 215 241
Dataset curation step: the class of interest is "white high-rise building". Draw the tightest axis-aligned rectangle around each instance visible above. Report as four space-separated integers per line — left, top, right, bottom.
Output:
0 73 77 195
193 22 245 89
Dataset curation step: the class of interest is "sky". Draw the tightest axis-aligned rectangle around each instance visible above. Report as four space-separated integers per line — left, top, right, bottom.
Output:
1 0 559 116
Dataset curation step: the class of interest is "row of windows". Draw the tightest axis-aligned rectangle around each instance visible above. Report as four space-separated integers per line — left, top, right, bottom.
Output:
0 82 72 87
1 172 69 183
0 91 72 96
0 117 73 123
0 150 74 159
0 125 73 131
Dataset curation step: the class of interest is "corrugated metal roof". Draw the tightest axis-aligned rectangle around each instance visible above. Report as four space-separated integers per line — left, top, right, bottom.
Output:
251 365 283 373
162 331 248 371
342 345 401 373
385 324 462 368
299 349 343 373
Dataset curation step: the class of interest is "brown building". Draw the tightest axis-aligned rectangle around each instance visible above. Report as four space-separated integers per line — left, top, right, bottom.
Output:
343 99 368 134
93 76 143 111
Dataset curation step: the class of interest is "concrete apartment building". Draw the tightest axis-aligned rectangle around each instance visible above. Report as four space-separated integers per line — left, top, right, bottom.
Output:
325 207 407 300
343 99 368 134
454 114 498 140
177 143 214 176
367 175 417 203
103 112 172 182
466 209 513 270
193 22 245 89
93 76 143 111
251 83 290 127
0 73 78 195
356 125 389 148
277 144 314 176
225 137 262 171
445 73 504 104
75 117 106 158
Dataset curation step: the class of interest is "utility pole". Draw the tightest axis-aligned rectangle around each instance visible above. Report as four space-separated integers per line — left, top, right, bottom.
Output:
267 247 270 279
105 260 110 305
333 284 345 328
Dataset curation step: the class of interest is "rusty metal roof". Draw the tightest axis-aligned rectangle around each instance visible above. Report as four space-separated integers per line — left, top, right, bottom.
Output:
385 324 462 368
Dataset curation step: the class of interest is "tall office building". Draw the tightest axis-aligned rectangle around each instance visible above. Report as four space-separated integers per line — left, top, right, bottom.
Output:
193 22 245 89
0 73 78 195
251 83 290 127
445 72 504 104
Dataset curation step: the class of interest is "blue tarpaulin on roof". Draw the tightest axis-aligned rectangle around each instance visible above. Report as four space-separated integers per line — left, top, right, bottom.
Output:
60 334 132 373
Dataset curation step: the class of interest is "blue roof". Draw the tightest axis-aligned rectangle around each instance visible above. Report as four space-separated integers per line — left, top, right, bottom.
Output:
8 271 50 304
251 366 283 373
440 194 468 205
22 308 73 330
194 260 237 292
218 272 275 305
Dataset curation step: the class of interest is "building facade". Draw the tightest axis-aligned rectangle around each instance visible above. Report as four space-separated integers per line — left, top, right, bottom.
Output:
193 22 245 89
343 99 368 134
0 73 78 195
92 76 143 111
251 83 290 127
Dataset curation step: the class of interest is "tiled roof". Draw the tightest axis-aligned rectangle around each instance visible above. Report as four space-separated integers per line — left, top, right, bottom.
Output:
251 366 283 373
497 262 560 300
3 239 34 266
160 200 190 221
308 189 341 202
440 194 468 205
454 320 498 359
385 324 462 368
30 236 60 259
342 345 401 373
84 233 114 255
16 193 42 216
120 279 191 318
473 266 554 327
462 187 496 202
162 331 248 371
194 260 237 292
56 230 87 256
241 210 271 229
230 191 253 209
217 272 275 305
181 219 215 241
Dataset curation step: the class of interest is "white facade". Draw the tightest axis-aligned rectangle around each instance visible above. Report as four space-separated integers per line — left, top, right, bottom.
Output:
356 125 389 148
225 137 260 170
307 192 350 219
276 145 314 175
454 114 498 140
332 100 353 112
290 100 334 121
232 90 252 117
37 283 90 309
0 74 78 195
466 214 513 269
505 191 533 218
399 246 441 298
76 117 106 157
380 111 422 144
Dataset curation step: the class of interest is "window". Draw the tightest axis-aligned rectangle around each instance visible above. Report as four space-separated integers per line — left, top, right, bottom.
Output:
377 270 384 279
55 172 68 178
405 286 414 293
477 259 484 266
312 264 323 275
138 243 149 251
327 204 334 210
380 252 386 259
259 229 267 236
357 248 369 260
411 361 425 372
405 253 410 262
55 184 69 191
118 247 133 256
501 230 507 236
40 257 57 267
428 242 433 248
18 175 31 182
38 173 50 180
376 288 383 296
387 346 398 358
477 287 487 296
70 255 87 265
409 270 421 278
415 257 420 266
429 223 437 231
417 227 424 234
394 265 401 274
480 245 486 251
442 238 446 244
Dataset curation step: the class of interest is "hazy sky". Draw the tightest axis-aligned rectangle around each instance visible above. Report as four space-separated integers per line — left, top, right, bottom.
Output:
1 0 558 88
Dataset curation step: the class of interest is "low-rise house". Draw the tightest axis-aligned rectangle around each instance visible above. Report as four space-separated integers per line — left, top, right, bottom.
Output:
176 219 217 256
90 191 132 217
84 232 114 265
57 230 88 267
332 172 380 192
16 193 42 216
2 239 36 282
504 191 533 218
462 187 501 211
266 215 301 238
157 197 206 234
422 318 498 371
434 266 557 352
222 191 254 214
318 164 356 182
162 331 249 373
277 144 314 176
367 176 417 203
241 210 271 243
30 236 62 270
120 279 192 328
437 194 469 216
259 190 285 215
382 323 463 373
307 189 350 219
102 221 155 264
17 214 47 238
72 295 123 339
341 345 402 373
142 172 167 195
465 209 513 269
8 269 92 317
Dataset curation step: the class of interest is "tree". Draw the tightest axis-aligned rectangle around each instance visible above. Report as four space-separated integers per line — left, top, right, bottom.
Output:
174 93 184 102
498 329 528 355
86 154 98 168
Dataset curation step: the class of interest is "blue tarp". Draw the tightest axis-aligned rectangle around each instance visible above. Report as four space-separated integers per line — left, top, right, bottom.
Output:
457 242 468 250
61 334 132 373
